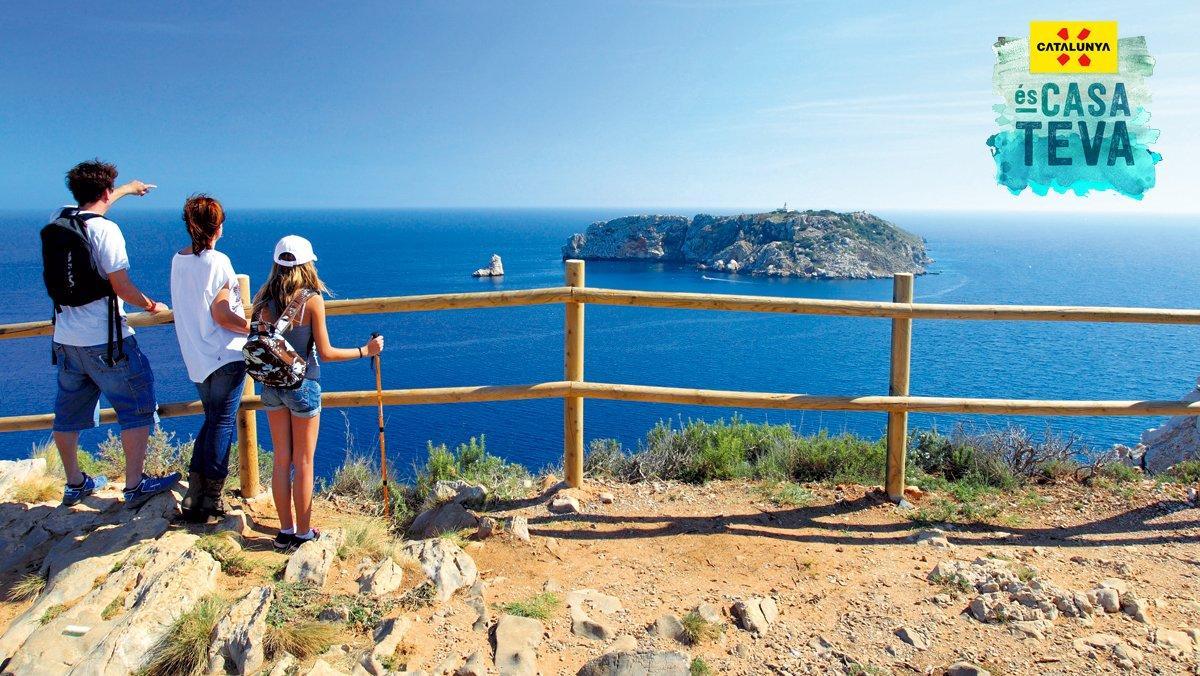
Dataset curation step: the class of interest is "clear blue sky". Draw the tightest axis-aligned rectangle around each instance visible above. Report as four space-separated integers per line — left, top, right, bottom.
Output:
2 1 1197 212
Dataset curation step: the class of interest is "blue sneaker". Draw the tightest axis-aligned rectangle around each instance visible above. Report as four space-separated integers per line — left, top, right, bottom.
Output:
123 472 182 510
62 473 108 507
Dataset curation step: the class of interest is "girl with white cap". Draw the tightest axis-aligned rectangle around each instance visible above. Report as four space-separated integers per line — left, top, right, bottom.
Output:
252 235 384 549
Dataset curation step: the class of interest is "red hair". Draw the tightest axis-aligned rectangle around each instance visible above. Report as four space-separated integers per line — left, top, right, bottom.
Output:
182 194 225 255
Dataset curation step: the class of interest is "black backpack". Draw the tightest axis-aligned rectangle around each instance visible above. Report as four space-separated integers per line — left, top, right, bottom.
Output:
40 208 123 363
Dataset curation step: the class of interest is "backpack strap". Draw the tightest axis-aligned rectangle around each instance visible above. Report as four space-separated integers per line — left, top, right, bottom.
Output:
274 290 313 332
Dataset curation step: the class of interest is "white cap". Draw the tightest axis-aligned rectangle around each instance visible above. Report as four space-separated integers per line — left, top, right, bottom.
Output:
273 235 318 267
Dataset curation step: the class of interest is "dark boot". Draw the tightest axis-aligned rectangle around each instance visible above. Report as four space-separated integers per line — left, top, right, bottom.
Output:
200 476 228 520
181 472 206 523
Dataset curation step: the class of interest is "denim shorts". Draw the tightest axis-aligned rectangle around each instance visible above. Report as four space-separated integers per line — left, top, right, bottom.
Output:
261 379 322 418
53 337 158 432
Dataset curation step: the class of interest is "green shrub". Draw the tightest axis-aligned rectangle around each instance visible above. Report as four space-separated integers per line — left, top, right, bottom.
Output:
415 436 530 501
1166 460 1200 484
680 610 722 644
907 429 1017 489
588 418 887 485
323 452 381 501
498 592 560 621
1098 462 1140 484
98 427 192 479
690 657 713 676
753 430 885 485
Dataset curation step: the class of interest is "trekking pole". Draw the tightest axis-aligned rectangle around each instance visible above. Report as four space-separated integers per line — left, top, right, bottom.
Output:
371 332 391 516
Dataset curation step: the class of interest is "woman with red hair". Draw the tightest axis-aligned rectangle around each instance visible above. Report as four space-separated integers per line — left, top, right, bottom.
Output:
169 194 251 522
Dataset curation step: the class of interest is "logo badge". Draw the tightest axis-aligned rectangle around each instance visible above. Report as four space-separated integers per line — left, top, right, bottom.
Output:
1029 21 1118 73
987 22 1160 199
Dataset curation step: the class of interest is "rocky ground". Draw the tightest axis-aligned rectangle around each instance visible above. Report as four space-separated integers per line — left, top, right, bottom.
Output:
0 460 1198 675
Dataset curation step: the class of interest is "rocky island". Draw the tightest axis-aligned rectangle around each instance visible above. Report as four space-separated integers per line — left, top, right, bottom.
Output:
561 208 930 278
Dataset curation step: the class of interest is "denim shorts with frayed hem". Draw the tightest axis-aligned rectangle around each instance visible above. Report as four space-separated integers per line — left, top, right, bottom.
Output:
261 379 322 418
53 337 158 432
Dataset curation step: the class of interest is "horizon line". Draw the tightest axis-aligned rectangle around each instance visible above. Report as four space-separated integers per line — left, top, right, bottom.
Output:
3 205 1199 216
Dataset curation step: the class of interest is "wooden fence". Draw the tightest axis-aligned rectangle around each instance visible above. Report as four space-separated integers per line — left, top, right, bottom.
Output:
3 260 1199 501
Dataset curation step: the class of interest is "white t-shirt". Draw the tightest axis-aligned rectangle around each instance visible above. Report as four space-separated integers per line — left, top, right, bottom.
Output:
51 208 136 347
170 249 247 383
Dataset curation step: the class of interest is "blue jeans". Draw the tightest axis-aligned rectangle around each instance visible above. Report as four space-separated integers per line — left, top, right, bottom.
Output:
261 379 322 418
53 337 157 432
191 361 247 481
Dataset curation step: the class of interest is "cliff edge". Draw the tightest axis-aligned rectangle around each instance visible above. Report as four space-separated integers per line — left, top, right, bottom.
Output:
561 209 930 278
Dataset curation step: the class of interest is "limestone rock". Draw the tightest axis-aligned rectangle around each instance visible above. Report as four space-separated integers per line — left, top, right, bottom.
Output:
307 658 350 675
428 479 488 507
1153 628 1195 652
571 605 617 641
358 557 405 596
472 254 505 278
73 543 220 674
401 538 478 602
373 616 413 659
1119 378 1200 473
456 650 488 676
549 495 581 514
494 614 543 676
476 516 499 539
576 650 690 676
410 502 480 539
895 626 929 650
649 614 684 642
284 529 345 588
1092 587 1121 613
208 585 273 675
0 490 179 666
270 653 298 676
694 603 722 625
946 662 991 676
732 597 777 634
510 516 531 542
1121 593 1152 623
911 528 953 548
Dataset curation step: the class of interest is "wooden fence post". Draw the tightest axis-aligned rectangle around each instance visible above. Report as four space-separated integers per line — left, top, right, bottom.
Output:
236 274 260 498
564 260 586 487
885 273 914 502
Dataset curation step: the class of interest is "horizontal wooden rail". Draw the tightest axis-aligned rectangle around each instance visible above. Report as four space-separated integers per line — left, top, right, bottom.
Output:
0 382 573 433
569 382 1200 416
573 288 1200 325
2 379 1196 433
0 287 575 341
7 284 1200 341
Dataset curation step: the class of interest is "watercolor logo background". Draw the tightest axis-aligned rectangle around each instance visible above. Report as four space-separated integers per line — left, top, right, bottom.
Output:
987 23 1160 199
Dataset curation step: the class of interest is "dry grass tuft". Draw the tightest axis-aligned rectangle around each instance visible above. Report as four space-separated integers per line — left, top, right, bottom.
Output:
337 517 393 562
7 573 47 602
264 621 340 660
140 595 227 676
13 477 60 504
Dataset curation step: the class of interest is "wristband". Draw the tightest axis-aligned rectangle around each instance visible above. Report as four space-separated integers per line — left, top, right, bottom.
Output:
358 346 364 359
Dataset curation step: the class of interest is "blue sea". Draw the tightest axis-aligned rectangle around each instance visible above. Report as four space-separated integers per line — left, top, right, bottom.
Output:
1 209 1197 479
